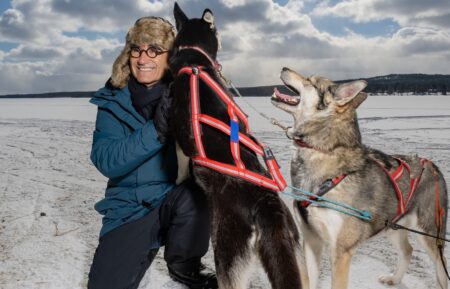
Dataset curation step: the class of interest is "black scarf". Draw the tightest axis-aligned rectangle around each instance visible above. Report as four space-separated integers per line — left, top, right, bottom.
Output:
129 76 166 121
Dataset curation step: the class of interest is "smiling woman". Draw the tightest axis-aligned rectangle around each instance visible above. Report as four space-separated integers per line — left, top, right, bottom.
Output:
129 44 169 86
109 16 175 88
86 14 218 289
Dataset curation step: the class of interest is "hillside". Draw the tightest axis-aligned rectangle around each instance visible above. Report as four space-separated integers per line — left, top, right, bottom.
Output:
1 74 449 98
236 74 450 96
0 91 94 98
346 73 450 95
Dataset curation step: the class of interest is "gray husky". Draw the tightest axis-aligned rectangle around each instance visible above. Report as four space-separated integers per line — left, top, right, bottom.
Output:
271 67 448 289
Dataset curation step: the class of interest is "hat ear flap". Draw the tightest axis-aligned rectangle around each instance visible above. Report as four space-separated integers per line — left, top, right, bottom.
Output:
110 45 130 89
174 2 188 31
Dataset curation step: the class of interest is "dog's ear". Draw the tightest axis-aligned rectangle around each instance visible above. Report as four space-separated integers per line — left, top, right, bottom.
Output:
334 80 367 106
174 2 188 31
202 9 215 28
351 92 368 109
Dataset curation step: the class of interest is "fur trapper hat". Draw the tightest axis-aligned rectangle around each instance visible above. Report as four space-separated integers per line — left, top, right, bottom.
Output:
111 16 176 88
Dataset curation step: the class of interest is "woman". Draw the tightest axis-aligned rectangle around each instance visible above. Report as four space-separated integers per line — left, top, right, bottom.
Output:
87 16 217 289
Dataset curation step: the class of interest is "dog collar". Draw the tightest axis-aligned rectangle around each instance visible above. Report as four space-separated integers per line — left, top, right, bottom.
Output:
178 45 222 71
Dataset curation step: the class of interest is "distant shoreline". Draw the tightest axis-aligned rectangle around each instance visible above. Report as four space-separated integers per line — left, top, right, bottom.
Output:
0 91 95 99
1 73 449 97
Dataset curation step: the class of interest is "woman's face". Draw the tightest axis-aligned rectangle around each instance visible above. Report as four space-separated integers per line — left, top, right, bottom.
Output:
129 44 169 86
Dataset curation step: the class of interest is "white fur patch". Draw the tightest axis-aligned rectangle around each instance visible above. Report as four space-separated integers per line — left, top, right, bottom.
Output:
224 230 257 289
203 11 215 29
309 206 345 245
298 87 320 120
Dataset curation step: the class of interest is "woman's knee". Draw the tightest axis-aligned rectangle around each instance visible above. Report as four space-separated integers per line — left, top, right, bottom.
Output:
169 181 209 217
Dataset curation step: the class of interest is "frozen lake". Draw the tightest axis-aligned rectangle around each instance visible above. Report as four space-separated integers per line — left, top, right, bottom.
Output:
0 94 449 289
1 94 450 124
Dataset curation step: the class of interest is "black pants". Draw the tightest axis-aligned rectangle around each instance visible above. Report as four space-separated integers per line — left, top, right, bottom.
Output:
87 181 210 289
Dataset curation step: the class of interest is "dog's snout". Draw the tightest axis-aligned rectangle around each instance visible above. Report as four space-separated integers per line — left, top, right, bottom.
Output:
282 67 289 72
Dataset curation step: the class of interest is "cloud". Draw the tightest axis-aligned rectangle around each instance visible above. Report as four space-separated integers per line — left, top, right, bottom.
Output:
0 0 449 94
8 44 63 61
50 0 168 33
0 0 135 94
0 34 122 94
312 0 450 31
392 27 450 55
0 8 35 42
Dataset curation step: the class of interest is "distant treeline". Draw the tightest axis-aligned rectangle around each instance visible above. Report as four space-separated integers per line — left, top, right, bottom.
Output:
344 74 450 95
234 74 450 96
1 74 449 98
0 91 95 98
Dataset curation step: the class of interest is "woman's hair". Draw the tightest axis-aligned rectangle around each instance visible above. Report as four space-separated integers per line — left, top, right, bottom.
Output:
110 17 176 88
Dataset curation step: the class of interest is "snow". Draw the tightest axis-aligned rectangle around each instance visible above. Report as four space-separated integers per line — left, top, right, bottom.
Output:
0 94 449 289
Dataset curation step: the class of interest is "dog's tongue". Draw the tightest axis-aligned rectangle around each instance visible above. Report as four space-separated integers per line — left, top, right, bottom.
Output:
273 88 300 105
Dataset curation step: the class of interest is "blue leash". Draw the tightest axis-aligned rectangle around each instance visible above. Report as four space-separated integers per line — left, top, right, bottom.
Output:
281 185 373 221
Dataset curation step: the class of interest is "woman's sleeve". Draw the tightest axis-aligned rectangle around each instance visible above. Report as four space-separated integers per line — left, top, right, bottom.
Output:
90 108 163 178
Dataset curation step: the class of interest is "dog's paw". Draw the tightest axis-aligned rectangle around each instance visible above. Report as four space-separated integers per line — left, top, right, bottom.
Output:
378 274 401 285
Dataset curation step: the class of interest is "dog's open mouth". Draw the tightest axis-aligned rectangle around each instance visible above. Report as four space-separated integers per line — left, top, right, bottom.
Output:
271 87 300 106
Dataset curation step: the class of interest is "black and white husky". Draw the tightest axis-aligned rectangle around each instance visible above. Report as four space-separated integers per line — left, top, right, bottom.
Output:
169 4 303 289
272 67 448 289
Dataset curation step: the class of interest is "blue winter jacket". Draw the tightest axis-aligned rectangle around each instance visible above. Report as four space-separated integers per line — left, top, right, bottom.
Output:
90 84 177 238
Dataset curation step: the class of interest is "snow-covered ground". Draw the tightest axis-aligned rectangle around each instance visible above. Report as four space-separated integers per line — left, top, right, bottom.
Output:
0 94 449 289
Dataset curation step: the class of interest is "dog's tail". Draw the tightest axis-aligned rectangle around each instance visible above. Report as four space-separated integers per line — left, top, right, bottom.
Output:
426 161 448 241
427 161 449 289
255 194 303 289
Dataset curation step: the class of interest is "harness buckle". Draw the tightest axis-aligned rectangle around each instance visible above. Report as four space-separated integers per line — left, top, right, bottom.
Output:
192 66 199 75
263 147 275 161
318 179 333 195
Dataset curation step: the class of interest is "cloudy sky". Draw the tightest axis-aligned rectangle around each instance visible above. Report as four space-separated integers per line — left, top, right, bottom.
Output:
0 0 449 95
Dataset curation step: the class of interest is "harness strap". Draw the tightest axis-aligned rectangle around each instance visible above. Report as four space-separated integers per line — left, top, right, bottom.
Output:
373 157 427 222
300 174 347 208
190 67 206 158
198 115 263 154
199 69 249 132
429 162 445 230
179 66 286 192
391 160 405 181
229 107 245 170
262 146 287 190
192 157 282 191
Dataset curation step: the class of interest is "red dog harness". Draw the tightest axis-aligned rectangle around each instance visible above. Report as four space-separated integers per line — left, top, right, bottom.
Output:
293 132 444 227
300 157 434 222
373 157 439 223
178 66 286 192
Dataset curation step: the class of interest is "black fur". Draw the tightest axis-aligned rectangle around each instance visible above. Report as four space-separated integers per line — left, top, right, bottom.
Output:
170 3 302 289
